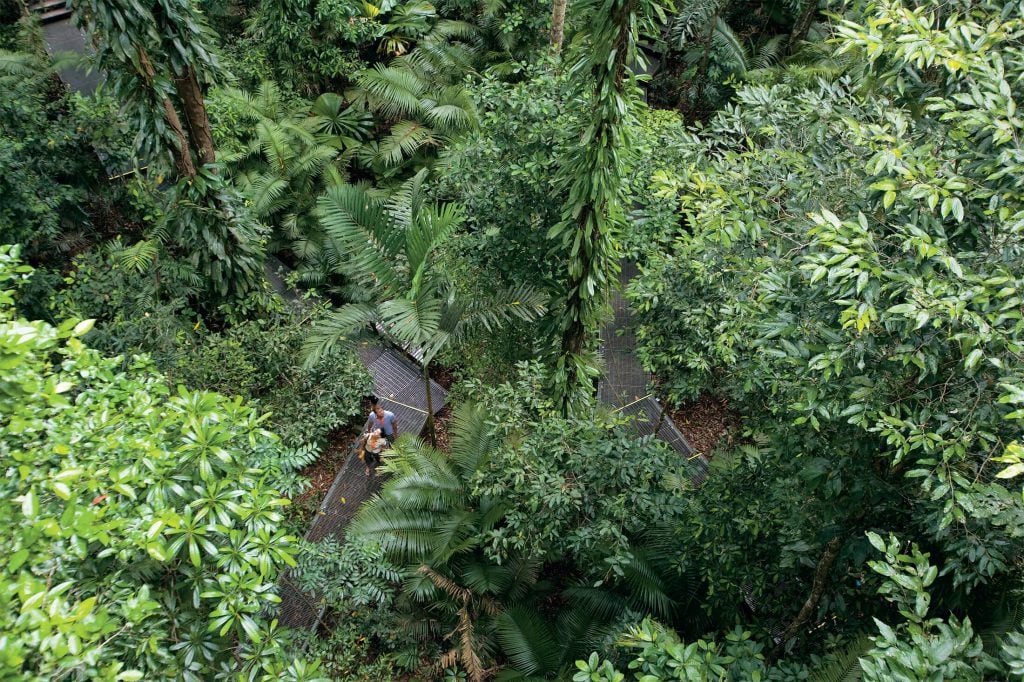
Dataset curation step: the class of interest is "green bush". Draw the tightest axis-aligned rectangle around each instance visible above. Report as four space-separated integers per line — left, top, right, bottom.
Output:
55 247 372 450
0 245 326 681
169 312 371 448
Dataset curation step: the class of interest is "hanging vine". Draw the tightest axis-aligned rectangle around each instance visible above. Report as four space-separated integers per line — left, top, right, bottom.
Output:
547 0 667 412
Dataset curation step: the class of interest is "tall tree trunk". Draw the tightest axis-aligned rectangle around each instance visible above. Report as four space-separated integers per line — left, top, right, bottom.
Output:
423 364 437 447
785 0 818 55
550 0 568 53
139 49 196 178
770 536 842 659
174 67 216 166
162 98 197 178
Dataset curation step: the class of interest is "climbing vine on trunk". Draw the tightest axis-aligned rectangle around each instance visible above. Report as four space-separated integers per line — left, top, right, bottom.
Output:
73 0 263 299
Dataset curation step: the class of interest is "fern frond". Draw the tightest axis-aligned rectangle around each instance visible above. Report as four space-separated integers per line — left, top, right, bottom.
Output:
751 34 787 71
808 634 870 682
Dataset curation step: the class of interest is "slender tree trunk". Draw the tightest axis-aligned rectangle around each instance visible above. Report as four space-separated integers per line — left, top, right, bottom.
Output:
137 49 196 178
785 0 818 55
770 536 842 659
423 363 437 447
162 97 197 177
550 0 568 53
174 67 216 166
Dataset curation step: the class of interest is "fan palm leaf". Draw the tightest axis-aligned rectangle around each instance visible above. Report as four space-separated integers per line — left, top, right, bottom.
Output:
311 92 375 138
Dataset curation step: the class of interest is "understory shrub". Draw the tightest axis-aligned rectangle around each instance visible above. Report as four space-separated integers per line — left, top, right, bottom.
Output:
55 246 372 450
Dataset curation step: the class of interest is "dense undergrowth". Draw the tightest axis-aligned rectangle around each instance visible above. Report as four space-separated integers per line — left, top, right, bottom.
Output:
2 0 1024 679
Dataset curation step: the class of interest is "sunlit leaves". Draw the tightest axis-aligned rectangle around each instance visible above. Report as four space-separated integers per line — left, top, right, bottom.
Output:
0 252 302 680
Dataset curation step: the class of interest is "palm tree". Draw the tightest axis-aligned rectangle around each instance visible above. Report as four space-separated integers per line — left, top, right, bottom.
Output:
302 174 546 444
218 83 375 282
351 404 704 679
349 403 519 680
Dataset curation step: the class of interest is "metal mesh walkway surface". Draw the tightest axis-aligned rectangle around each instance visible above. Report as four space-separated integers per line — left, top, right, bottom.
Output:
277 341 448 628
599 261 710 482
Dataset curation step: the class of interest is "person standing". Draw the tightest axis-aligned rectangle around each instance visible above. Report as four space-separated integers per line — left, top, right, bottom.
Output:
364 396 399 443
363 428 385 476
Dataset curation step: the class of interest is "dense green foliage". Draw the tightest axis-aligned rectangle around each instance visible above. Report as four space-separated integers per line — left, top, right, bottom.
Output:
4 0 1024 676
0 248 323 681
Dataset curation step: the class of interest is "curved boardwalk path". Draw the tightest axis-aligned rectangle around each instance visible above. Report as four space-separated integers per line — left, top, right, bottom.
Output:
265 259 448 628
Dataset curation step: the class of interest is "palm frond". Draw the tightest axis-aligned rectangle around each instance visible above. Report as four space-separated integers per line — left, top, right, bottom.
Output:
0 50 45 77
668 0 725 50
711 17 749 76
453 282 548 339
384 167 430 227
622 547 678 618
379 294 444 346
419 564 472 602
317 183 404 290
111 239 159 274
750 34 787 71
377 120 438 167
562 585 628 625
494 606 562 676
311 93 375 139
301 303 376 368
449 403 498 477
248 174 291 216
424 102 476 133
406 202 463 282
356 65 428 120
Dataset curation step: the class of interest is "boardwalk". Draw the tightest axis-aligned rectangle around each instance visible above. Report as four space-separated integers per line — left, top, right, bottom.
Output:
277 343 448 628
41 20 102 95
599 261 709 482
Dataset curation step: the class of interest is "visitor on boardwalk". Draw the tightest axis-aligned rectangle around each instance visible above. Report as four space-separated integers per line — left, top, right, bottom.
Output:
364 396 399 442
363 428 385 475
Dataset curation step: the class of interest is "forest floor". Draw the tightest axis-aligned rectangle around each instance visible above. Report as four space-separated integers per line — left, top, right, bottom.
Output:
294 425 361 509
429 364 456 452
670 394 740 458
